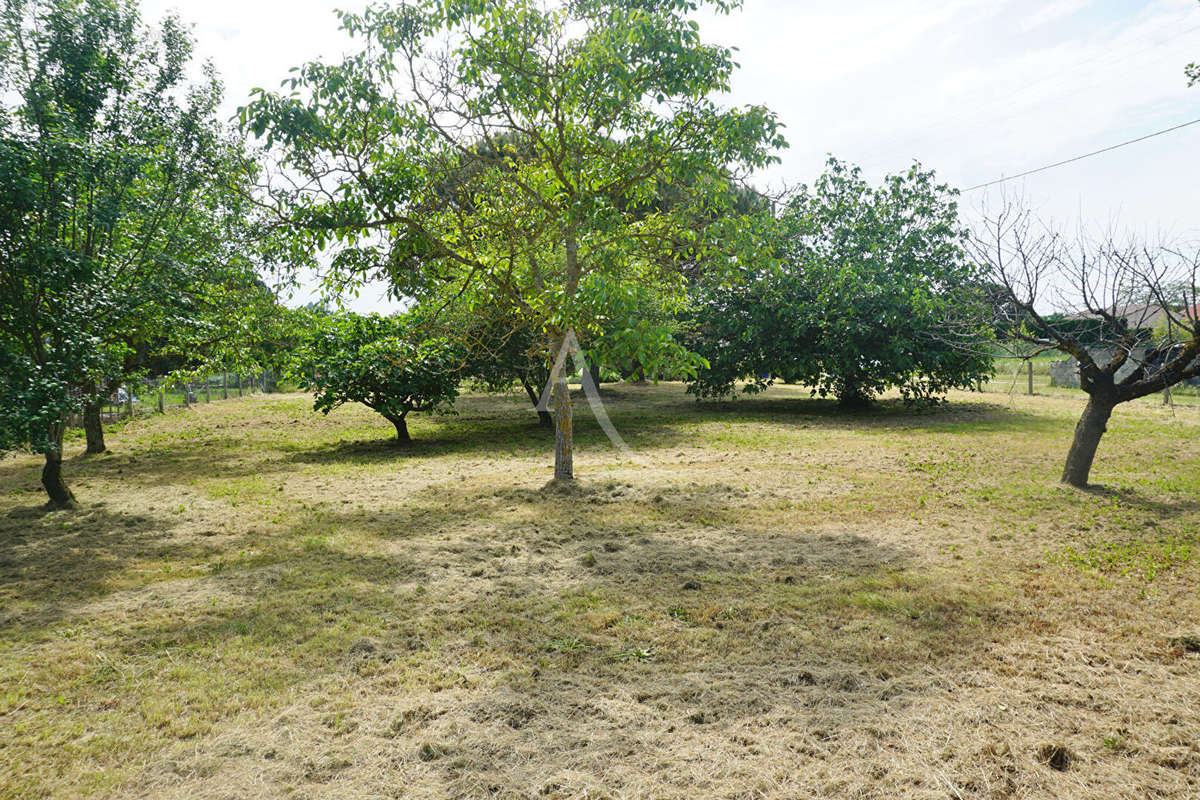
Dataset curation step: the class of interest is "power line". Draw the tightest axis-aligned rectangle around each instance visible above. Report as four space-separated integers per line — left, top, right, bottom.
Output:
963 116 1200 192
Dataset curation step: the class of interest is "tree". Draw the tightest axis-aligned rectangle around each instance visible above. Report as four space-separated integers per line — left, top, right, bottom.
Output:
967 201 1200 488
291 313 461 443
688 158 994 406
442 300 554 427
240 0 784 482
0 0 269 505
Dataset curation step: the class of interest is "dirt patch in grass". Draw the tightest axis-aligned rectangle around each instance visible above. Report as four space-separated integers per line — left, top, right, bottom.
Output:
1 386 1198 798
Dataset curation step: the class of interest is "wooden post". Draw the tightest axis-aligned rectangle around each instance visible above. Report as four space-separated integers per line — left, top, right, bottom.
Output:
1027 361 1034 396
157 387 164 414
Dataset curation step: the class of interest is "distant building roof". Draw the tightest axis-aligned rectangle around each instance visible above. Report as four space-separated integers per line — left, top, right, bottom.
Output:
1060 302 1170 330
1113 303 1170 329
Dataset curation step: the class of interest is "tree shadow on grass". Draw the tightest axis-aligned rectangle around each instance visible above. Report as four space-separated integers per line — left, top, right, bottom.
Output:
0 430 1042 800
281 419 552 465
1077 484 1200 520
685 394 1056 433
0 497 293 636
315 476 922 593
0 446 297 497
2 388 1183 798
294 476 1032 798
117 477 1031 799
285 390 1053 468
101 478 995 684
284 413 704 467
0 504 186 624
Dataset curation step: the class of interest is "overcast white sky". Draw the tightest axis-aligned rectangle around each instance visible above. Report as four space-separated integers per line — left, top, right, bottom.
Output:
144 0 1200 312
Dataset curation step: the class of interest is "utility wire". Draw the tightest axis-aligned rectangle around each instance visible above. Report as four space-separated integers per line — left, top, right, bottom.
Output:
963 116 1200 192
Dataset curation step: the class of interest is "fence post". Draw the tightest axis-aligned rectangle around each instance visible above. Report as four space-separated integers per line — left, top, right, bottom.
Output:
1027 361 1034 396
157 386 164 414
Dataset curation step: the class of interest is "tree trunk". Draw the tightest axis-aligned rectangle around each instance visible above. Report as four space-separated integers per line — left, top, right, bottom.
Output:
41 424 75 508
555 219 581 481
837 385 872 410
552 373 573 481
1061 394 1116 488
521 378 553 428
391 416 411 443
588 364 602 389
83 400 106 454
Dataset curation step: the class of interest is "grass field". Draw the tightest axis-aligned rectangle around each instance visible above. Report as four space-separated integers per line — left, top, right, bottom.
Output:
2 384 1199 799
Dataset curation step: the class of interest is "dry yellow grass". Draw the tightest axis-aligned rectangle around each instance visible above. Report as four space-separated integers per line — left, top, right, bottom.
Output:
1 384 1198 799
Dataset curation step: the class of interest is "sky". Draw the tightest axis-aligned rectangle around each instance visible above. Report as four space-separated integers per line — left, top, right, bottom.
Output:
142 0 1200 312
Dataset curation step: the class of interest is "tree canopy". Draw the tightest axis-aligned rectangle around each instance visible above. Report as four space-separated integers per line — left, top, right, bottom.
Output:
688 158 993 407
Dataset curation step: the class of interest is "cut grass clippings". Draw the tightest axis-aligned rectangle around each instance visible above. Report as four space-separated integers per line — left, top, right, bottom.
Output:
1 383 1198 799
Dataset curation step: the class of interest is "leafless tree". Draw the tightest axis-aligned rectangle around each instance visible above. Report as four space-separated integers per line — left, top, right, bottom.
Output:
967 199 1199 487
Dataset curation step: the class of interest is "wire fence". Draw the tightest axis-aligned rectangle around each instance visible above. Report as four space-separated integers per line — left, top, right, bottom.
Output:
980 358 1200 409
70 360 1200 428
73 371 277 426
